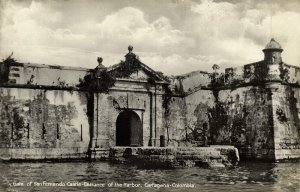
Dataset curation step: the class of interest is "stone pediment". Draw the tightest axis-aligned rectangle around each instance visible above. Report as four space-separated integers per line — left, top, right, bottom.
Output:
106 46 169 84
107 61 169 83
129 69 151 80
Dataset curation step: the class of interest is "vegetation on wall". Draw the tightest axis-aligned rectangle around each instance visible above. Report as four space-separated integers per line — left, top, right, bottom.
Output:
186 103 210 146
111 60 142 78
207 103 229 144
230 112 247 145
162 84 175 144
78 69 115 93
162 84 173 115
143 76 156 90
289 89 300 133
110 58 163 83
276 108 288 122
2 53 16 64
12 108 26 143
1 53 16 83
253 62 269 85
209 72 225 88
278 63 289 82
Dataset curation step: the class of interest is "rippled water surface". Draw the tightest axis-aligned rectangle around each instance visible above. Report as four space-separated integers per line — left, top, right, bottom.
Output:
0 162 299 192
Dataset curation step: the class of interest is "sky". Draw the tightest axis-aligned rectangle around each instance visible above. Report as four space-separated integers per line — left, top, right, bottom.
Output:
0 0 299 75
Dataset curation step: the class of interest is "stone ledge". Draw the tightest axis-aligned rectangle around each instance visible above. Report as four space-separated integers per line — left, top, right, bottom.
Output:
0 147 89 161
108 146 239 168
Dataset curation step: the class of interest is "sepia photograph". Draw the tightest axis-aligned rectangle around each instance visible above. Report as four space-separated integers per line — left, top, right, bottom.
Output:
0 0 299 191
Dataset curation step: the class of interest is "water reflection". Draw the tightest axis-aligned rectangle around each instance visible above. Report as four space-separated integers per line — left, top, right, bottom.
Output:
0 162 299 192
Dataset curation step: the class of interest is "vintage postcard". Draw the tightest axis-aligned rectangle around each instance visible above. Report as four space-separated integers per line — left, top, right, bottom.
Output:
0 0 299 191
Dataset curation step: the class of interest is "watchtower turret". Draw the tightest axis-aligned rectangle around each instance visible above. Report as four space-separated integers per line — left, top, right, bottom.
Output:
262 38 283 64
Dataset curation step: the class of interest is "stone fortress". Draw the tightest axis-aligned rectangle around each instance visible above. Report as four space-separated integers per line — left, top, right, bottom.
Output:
0 39 299 162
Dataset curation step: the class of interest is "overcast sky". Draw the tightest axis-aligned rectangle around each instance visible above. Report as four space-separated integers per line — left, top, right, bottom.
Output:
0 0 299 75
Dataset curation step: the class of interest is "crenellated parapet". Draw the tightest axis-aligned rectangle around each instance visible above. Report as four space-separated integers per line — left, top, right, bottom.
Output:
210 39 299 89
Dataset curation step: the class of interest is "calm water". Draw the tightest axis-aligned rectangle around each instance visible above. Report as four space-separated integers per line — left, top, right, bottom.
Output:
0 162 299 192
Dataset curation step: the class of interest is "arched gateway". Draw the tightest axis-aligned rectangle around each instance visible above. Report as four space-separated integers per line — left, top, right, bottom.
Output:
116 110 143 146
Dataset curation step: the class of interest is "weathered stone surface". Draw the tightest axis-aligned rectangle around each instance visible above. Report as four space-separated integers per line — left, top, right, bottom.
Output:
4 62 88 87
0 88 90 160
271 84 300 160
164 47 299 161
0 40 299 162
108 146 239 168
0 147 88 161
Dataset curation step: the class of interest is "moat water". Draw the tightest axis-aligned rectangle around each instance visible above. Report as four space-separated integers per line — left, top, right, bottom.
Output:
0 162 299 192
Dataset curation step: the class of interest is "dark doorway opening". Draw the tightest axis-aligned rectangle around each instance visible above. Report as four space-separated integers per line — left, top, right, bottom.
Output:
116 110 143 146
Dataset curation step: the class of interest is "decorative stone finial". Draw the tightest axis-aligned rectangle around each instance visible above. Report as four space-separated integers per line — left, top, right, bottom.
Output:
95 57 106 72
97 57 103 65
125 45 136 63
128 45 133 52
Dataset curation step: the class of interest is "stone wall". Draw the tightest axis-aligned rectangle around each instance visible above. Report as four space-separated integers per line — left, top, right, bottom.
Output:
2 62 88 87
271 83 300 160
184 89 215 146
0 148 87 160
165 71 214 147
0 53 299 162
0 87 90 160
281 64 300 84
224 62 300 86
224 62 283 86
164 90 216 147
214 86 275 160
169 70 211 95
179 79 276 160
166 69 276 162
164 96 187 146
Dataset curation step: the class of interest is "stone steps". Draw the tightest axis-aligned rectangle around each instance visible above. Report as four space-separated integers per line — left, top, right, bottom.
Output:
106 146 239 168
